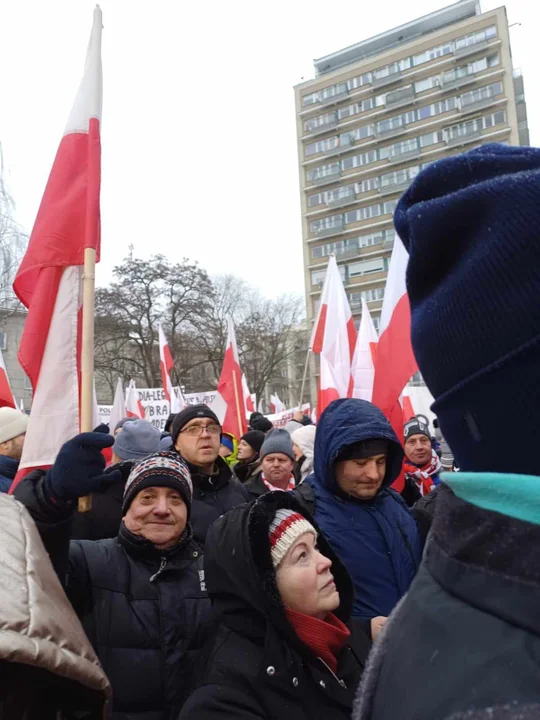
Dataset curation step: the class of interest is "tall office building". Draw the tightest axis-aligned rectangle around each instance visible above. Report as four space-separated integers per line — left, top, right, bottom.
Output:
295 1 528 399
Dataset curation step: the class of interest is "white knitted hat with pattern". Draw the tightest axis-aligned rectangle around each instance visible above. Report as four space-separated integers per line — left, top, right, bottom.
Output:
268 508 317 569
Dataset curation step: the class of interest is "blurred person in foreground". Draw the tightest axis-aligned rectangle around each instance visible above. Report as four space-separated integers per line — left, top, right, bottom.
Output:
355 144 540 720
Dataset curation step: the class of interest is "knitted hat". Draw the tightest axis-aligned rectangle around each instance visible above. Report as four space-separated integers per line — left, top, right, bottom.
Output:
260 429 295 461
113 419 161 461
220 435 234 454
394 143 540 474
114 417 135 433
0 408 28 444
336 439 389 463
268 508 317 568
241 430 266 454
122 451 193 514
403 417 430 443
170 404 220 445
250 415 273 433
283 420 303 436
291 425 316 460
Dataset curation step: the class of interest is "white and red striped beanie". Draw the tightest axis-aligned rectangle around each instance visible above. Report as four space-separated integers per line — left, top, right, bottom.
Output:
269 508 317 569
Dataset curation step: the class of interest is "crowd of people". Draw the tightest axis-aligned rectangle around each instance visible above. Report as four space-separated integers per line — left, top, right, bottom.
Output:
1 143 539 719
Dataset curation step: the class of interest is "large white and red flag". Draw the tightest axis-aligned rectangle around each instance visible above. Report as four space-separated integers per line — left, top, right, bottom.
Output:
372 236 418 419
242 374 255 415
158 323 175 402
125 380 145 420
216 316 247 439
109 377 126 432
0 348 15 409
351 299 379 402
311 255 357 415
11 7 103 489
270 393 286 414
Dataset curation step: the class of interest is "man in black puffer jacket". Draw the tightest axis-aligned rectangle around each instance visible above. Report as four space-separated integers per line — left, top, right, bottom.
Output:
14 428 210 720
171 405 249 548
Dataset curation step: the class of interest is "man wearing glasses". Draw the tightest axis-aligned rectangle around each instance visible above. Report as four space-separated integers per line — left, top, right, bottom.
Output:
171 405 249 548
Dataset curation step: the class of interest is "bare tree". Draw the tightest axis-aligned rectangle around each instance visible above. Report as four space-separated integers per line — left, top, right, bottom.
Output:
0 145 28 308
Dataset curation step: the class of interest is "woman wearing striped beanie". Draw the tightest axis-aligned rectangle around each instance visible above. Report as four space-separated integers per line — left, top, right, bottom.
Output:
180 492 373 720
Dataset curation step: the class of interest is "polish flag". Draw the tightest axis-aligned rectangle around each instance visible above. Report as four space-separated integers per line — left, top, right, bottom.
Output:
10 8 103 490
242 374 255 415
158 323 175 403
126 380 145 420
311 256 357 415
351 299 379 402
109 377 126 432
0 348 15 408
372 236 418 419
217 316 247 439
402 394 415 423
270 393 286 414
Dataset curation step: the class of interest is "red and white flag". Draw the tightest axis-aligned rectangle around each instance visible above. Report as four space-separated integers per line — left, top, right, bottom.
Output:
158 323 175 402
270 393 286 414
242 374 254 415
0 348 15 409
372 236 418 419
311 256 357 415
170 386 186 414
402 393 416 423
351 299 379 402
126 380 145 420
11 7 103 488
216 316 247 439
109 377 126 433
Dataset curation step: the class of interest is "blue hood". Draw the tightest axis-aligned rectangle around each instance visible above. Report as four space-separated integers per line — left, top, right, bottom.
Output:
313 398 404 493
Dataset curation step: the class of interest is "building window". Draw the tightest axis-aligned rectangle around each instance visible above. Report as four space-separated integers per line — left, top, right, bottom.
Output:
454 25 497 52
349 258 385 277
460 81 503 108
0 331 6 351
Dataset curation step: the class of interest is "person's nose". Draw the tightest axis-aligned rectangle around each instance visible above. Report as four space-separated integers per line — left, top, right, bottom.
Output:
153 497 171 516
316 550 332 573
363 459 380 480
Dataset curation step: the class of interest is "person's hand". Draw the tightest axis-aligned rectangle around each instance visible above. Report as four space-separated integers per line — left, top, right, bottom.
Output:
293 411 304 422
45 424 121 505
370 616 387 642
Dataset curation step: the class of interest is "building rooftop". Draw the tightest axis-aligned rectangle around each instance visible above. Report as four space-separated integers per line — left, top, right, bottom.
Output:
313 0 481 76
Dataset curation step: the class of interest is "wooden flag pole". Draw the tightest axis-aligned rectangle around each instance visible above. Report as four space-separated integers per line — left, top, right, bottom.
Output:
231 369 244 440
78 246 97 513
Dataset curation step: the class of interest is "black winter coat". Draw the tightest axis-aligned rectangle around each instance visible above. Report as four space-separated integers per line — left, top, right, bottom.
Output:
180 492 371 720
354 488 540 720
186 456 250 548
15 473 210 720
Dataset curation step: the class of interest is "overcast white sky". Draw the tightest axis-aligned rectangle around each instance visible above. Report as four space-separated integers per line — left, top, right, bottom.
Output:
0 0 536 298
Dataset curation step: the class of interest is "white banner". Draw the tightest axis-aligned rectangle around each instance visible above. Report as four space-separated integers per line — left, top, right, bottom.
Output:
183 391 218 406
266 403 311 428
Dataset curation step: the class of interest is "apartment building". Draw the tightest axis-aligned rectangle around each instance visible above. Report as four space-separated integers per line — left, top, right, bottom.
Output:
294 1 528 400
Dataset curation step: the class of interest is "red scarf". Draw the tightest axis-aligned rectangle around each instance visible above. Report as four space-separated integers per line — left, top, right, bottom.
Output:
404 449 442 497
262 473 295 492
286 608 350 673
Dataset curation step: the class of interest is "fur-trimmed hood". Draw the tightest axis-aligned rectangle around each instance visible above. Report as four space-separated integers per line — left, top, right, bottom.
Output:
204 492 354 655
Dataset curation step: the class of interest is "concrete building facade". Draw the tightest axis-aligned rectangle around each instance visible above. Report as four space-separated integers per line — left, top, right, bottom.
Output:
294 1 528 401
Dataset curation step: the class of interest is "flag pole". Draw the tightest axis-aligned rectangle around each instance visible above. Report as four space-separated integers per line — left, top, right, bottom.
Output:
78 246 97 512
299 347 311 407
231 369 243 439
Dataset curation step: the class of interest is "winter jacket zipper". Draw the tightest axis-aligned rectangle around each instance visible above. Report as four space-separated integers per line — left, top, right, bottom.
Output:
150 555 167 583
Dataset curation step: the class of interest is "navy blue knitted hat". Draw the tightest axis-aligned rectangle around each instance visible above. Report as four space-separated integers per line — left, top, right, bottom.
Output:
394 143 540 475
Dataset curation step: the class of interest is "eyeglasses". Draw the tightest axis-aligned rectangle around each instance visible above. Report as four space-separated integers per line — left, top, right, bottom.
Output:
180 423 222 437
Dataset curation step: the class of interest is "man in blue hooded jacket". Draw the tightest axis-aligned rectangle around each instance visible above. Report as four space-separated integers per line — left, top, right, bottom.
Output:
294 397 422 622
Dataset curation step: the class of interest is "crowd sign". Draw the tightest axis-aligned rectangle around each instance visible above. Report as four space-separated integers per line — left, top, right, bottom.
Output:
266 403 311 428
136 388 170 431
183 391 217 406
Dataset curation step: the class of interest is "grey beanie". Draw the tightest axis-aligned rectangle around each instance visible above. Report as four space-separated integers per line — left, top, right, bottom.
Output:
260 429 295 462
113 419 161 461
